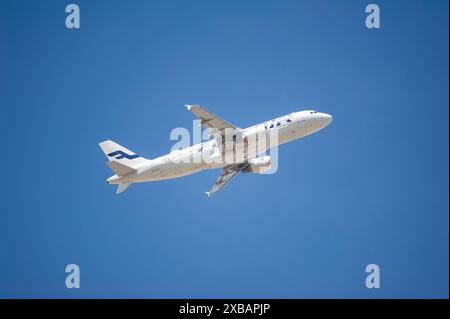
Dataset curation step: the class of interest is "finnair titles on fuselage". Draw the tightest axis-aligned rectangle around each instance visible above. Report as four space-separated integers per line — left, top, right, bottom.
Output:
99 105 332 196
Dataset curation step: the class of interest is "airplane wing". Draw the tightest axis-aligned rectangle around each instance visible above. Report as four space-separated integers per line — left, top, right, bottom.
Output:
205 163 249 197
185 104 241 138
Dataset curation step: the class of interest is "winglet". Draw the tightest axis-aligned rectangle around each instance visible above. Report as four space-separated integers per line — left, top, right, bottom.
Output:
205 191 212 198
185 104 193 110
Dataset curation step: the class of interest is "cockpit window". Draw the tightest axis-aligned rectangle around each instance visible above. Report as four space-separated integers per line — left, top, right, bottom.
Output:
287 118 292 122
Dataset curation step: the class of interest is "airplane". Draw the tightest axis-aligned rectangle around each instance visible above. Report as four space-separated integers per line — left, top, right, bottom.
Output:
99 105 332 196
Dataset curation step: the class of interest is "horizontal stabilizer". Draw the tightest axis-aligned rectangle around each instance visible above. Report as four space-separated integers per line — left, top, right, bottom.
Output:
116 183 130 194
107 161 137 176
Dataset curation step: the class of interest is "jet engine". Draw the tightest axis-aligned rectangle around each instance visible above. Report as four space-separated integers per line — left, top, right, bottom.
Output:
242 156 272 174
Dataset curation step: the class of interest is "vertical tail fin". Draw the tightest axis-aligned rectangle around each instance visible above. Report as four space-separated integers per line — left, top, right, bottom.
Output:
99 140 150 178
99 140 148 167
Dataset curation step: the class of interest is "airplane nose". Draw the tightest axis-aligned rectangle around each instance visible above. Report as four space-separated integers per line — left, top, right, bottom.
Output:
321 113 333 126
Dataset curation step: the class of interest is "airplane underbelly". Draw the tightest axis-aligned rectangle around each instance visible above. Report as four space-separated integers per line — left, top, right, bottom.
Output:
159 162 204 179
277 126 299 144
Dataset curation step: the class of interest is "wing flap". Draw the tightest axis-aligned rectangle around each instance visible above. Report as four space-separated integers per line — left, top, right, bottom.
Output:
206 163 250 197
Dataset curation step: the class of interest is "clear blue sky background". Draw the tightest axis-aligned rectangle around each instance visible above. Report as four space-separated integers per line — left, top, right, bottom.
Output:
1 0 448 298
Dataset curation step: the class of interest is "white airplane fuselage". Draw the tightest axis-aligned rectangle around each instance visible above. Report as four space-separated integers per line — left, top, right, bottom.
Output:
106 110 332 186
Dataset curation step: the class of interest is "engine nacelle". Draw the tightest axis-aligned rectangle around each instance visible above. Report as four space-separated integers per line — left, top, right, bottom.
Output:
242 156 272 174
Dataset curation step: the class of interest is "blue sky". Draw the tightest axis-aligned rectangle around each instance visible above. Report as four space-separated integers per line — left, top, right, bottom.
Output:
0 0 448 298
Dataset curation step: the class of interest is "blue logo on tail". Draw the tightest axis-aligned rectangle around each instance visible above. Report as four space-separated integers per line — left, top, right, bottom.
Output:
107 150 140 160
